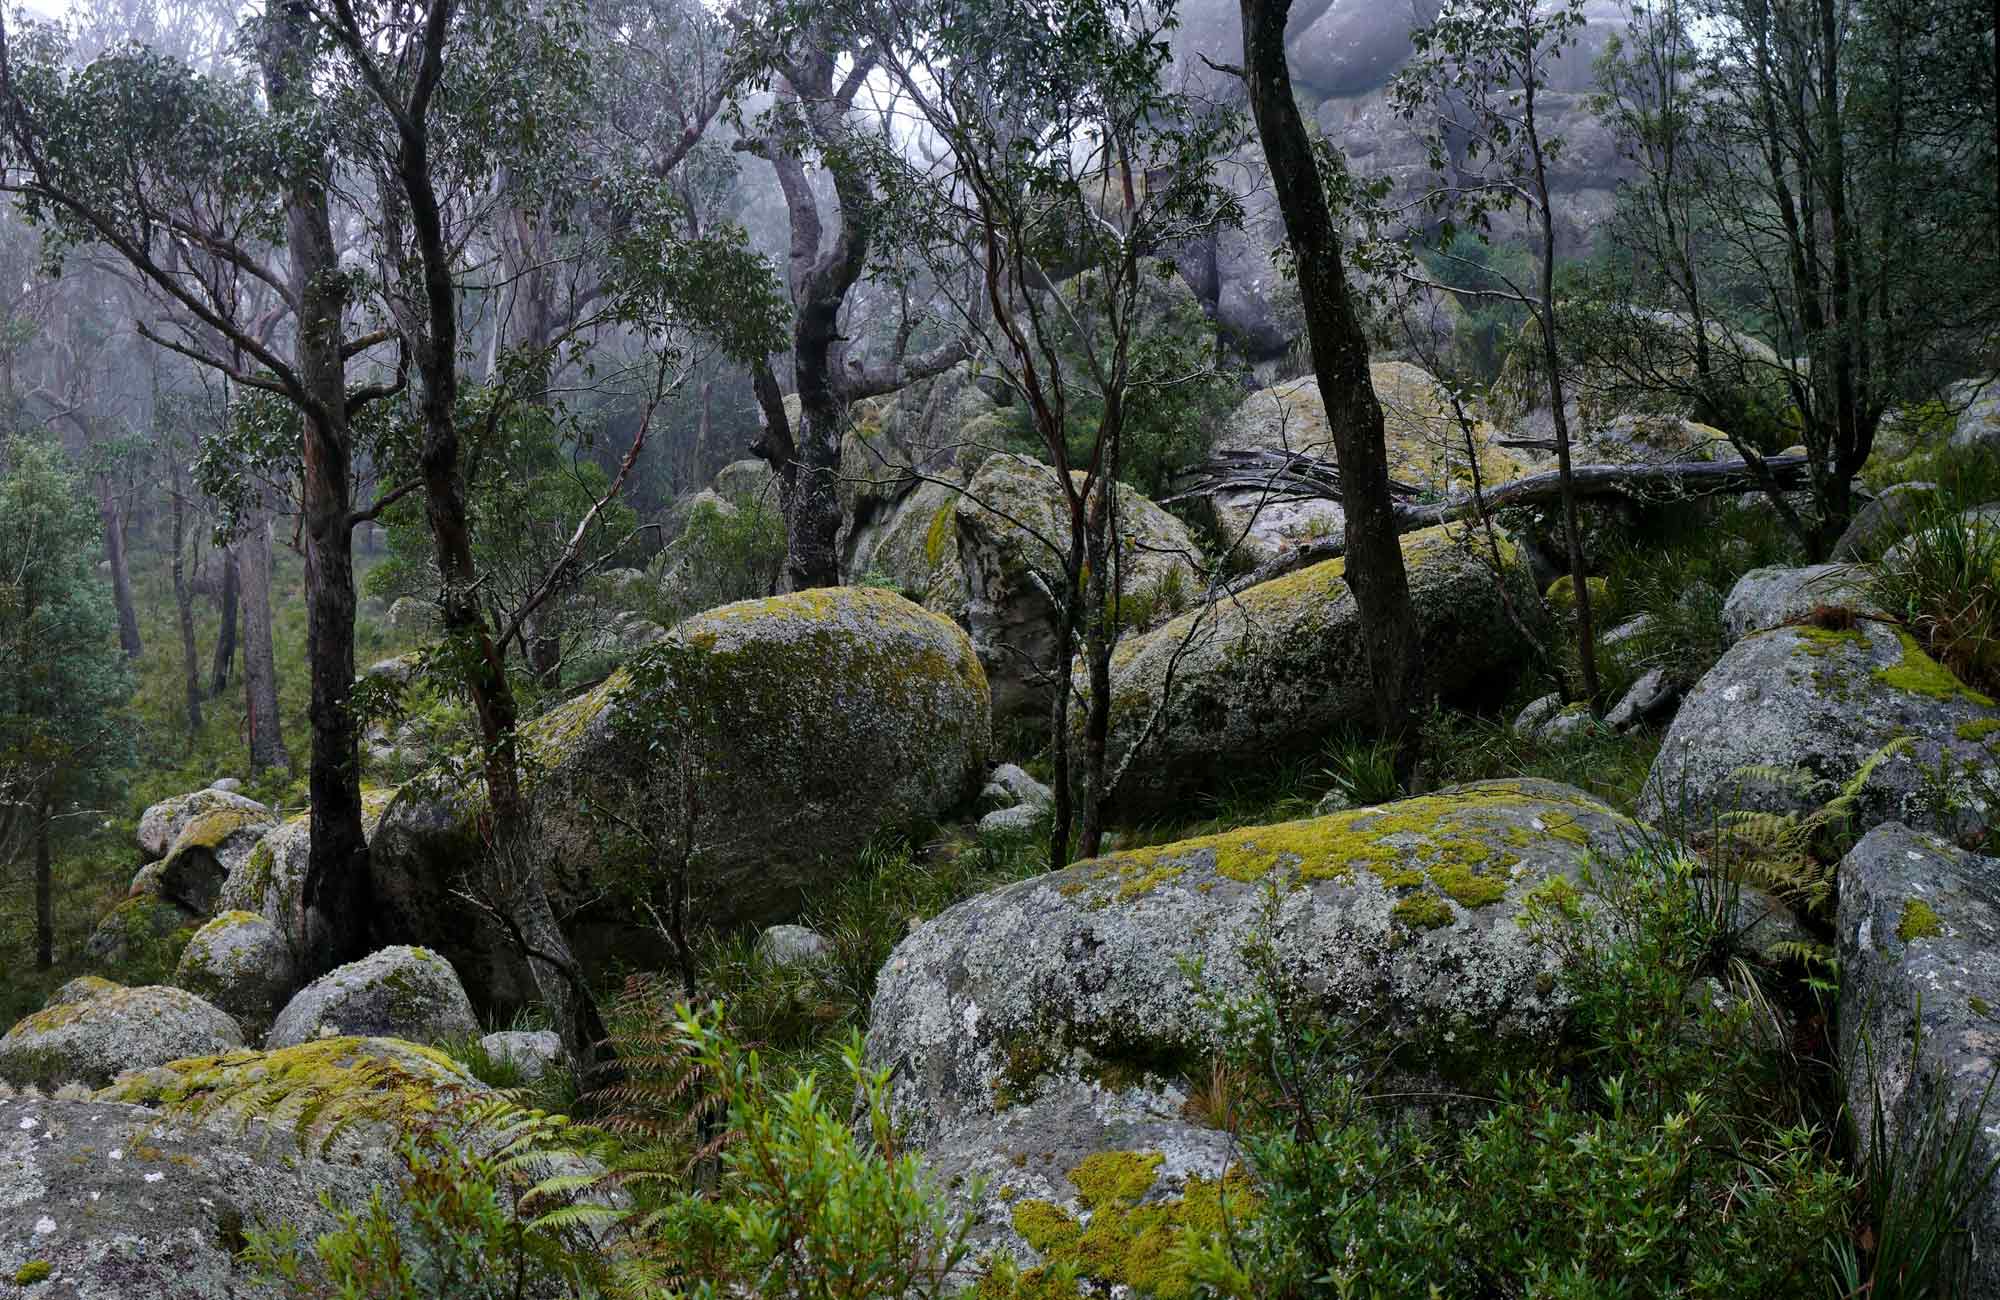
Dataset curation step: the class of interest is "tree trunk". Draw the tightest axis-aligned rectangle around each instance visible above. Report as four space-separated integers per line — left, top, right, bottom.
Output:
1240 0 1423 782
209 546 238 697
239 507 291 772
98 480 141 659
169 461 205 741
265 0 370 975
33 789 51 970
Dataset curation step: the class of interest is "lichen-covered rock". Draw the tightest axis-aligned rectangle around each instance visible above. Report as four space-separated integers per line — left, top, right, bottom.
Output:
44 976 121 1009
267 946 477 1050
847 478 970 614
1832 483 1939 561
1098 523 1543 816
1639 620 2000 838
0 986 243 1090
81 895 199 972
479 1029 564 1083
753 924 830 968
981 763 1053 810
1210 364 1529 562
955 454 1203 731
866 779 1633 1150
371 586 991 983
1837 822 2000 1297
0 1091 400 1300
363 651 423 685
1947 377 2000 451
1720 564 1879 645
172 911 297 1043
136 788 270 863
130 803 278 917
216 789 396 952
918 1083 1247 1296
386 594 440 634
712 457 776 502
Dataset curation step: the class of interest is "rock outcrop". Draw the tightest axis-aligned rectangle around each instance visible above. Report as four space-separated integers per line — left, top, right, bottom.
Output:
129 801 277 917
136 788 270 863
369 586 991 989
0 985 243 1090
1639 619 2000 838
1099 523 1543 816
215 789 397 953
267 946 478 1050
867 779 1633 1150
172 911 298 1044
1837 822 2000 1298
952 453 1203 733
1720 564 1879 646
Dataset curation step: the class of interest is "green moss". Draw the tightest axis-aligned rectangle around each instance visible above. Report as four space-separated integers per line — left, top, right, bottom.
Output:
13 1261 51 1285
1545 574 1609 619
1971 995 1992 1016
1897 897 1944 943
924 501 957 568
1794 624 1869 657
168 806 270 855
1391 892 1457 931
1875 630 1997 705
999 1150 1260 1300
1956 719 2000 743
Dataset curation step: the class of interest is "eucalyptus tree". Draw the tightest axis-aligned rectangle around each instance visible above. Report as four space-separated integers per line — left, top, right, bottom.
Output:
732 3 972 591
1238 0 1427 780
0 11 409 971
1390 0 1603 704
868 0 1239 863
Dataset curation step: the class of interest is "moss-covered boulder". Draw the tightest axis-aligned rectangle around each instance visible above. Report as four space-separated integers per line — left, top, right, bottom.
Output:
0 986 242 1090
44 975 122 1009
1837 822 2000 1297
1638 620 2000 839
172 911 297 1044
866 779 1633 1150
713 456 776 502
81 894 200 974
1098 523 1544 816
215 788 396 953
1210 363 1530 563
129 802 277 917
1720 564 1879 646
847 477 970 614
135 787 270 863
267 946 477 1050
955 453 1203 733
370 586 990 986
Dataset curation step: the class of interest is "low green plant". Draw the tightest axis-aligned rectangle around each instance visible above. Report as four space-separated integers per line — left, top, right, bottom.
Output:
1870 505 2000 698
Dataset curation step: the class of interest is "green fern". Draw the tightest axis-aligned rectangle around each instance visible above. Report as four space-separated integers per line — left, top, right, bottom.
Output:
1718 739 1912 916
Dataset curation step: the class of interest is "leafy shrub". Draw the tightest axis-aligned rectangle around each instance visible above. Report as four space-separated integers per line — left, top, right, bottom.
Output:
1871 506 2000 698
637 492 785 629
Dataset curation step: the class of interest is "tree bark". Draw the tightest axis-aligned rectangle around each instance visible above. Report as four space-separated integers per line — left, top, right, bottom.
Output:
264 0 370 974
169 459 205 741
238 507 291 772
33 788 51 970
97 480 141 659
209 546 238 697
1240 0 1423 782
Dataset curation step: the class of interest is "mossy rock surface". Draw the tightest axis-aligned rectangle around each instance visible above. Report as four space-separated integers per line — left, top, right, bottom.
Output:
132 806 278 917
1639 619 2000 839
266 946 476 1051
1098 522 1545 816
1720 564 1880 645
956 453 1203 732
82 895 200 977
0 985 242 1091
369 585 991 996
173 912 297 1045
0 1089 406 1300
849 477 971 615
215 789 395 955
44 976 122 1010
1837 822 2000 1296
866 779 1631 1151
135 788 270 863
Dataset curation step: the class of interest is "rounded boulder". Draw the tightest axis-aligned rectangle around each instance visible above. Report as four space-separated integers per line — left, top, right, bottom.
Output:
0 985 243 1091
173 910 298 1043
266 945 478 1050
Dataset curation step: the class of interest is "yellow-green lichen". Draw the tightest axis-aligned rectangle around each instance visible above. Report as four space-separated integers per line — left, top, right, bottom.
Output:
924 501 957 568
1391 892 1457 931
1971 995 1993 1016
997 1149 1260 1300
168 806 271 855
1956 719 2000 743
13 1261 51 1285
1897 897 1944 943
1875 630 1997 705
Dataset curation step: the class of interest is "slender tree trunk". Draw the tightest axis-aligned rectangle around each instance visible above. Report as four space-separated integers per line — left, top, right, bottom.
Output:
239 507 291 772
209 547 238 697
1077 480 1113 862
1241 0 1423 782
98 480 141 660
266 0 370 974
169 461 205 740
33 788 51 970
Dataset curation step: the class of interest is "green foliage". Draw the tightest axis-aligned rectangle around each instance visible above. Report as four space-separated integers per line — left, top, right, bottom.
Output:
1178 841 1854 1298
634 491 785 630
1870 492 2000 699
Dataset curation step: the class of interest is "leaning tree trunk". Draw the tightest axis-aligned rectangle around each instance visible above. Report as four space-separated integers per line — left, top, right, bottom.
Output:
238 506 291 772
97 480 141 659
1241 0 1424 783
210 547 238 697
